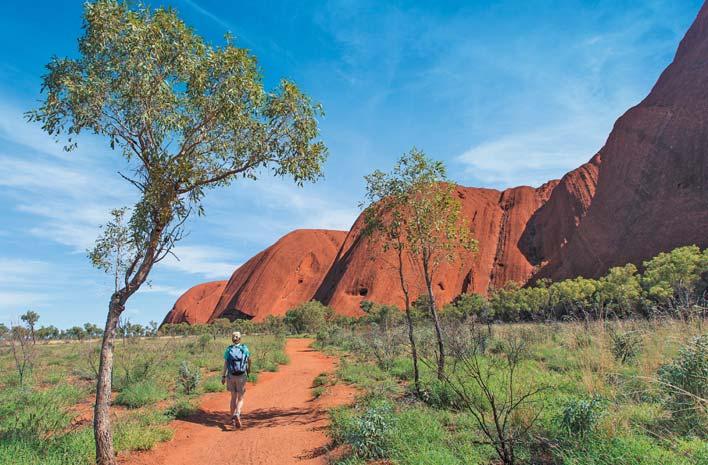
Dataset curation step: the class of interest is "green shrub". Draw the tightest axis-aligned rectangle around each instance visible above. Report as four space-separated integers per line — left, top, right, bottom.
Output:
421 379 463 410
608 330 642 363
202 375 223 393
115 380 167 408
165 398 198 419
0 385 83 439
331 400 395 460
312 373 328 388
177 361 201 395
657 334 708 434
284 301 333 334
557 396 607 437
114 412 173 452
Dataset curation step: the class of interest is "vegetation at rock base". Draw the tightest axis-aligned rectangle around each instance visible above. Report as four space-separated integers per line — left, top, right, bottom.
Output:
311 244 707 465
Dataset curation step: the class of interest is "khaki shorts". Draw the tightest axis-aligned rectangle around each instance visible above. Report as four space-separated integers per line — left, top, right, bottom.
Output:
226 373 247 394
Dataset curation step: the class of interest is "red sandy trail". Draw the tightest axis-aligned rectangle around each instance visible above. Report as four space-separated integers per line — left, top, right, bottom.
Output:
121 338 354 465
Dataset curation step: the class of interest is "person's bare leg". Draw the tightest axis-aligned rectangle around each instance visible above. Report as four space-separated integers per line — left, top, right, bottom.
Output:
230 390 237 419
236 392 245 416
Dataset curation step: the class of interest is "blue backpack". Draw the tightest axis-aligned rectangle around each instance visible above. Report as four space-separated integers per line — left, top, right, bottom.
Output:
226 344 249 375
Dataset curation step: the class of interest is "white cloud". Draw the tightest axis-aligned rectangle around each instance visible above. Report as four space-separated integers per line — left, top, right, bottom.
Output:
162 245 239 280
139 284 186 298
457 118 608 188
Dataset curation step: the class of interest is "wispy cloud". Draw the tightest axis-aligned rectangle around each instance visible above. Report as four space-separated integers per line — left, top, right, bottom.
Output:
162 245 240 280
139 284 186 298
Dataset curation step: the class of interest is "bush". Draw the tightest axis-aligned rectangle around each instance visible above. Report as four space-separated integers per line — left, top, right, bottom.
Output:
115 380 168 408
284 301 333 334
331 400 395 460
0 385 82 439
202 375 223 393
608 330 642 364
178 361 201 395
557 396 607 437
657 334 708 434
421 379 463 410
165 398 198 419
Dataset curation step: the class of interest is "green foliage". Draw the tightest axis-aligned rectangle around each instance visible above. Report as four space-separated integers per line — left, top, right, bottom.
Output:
165 398 198 420
642 245 708 308
0 385 83 439
597 264 643 316
115 380 168 408
284 301 333 334
201 375 223 393
658 334 708 434
557 396 607 437
608 330 643 364
197 333 211 352
444 293 490 322
177 361 201 395
331 400 396 460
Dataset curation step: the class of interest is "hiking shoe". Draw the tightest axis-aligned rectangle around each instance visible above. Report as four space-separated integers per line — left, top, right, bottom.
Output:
235 413 243 428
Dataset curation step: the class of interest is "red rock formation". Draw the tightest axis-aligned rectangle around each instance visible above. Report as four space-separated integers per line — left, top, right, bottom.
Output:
519 155 601 269
533 2 708 280
162 281 227 325
166 2 708 323
209 229 347 321
313 183 559 315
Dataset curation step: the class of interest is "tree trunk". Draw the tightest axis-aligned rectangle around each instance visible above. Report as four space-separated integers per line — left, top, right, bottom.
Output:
94 296 123 465
422 256 445 380
396 246 420 396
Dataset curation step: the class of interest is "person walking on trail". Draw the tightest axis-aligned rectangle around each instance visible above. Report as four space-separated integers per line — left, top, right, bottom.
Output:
222 331 251 428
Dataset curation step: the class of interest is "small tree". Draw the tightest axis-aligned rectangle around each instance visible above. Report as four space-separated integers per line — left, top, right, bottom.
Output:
9 325 35 386
28 2 326 463
0 323 9 341
36 325 61 342
284 301 333 334
363 149 476 380
84 323 103 339
20 310 40 344
441 333 547 465
147 321 158 337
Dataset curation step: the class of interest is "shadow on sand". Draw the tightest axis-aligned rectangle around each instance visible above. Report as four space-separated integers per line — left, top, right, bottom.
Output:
180 406 317 431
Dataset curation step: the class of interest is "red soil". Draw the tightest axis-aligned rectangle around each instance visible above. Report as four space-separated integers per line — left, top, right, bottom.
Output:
120 338 355 465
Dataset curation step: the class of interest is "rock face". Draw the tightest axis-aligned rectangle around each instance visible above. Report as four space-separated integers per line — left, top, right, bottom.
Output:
165 2 708 323
210 229 348 321
530 2 708 280
314 184 559 315
161 281 227 325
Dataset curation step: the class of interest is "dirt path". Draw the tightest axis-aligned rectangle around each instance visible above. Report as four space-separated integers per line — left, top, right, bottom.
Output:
121 338 354 465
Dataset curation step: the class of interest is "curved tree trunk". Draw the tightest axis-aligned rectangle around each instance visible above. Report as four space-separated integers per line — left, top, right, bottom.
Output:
94 296 124 465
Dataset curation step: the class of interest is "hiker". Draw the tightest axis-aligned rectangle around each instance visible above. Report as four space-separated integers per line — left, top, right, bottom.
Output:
221 331 251 428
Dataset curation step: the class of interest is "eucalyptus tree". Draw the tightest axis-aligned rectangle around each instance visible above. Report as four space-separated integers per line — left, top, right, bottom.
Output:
363 149 476 381
20 310 40 343
27 1 327 463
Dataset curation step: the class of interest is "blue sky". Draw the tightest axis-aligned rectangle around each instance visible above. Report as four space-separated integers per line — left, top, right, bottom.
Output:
0 0 702 328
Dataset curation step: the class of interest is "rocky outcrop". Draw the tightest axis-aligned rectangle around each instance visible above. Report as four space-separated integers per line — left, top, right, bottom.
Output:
161 281 227 325
313 184 559 315
165 2 708 323
532 2 708 280
209 229 348 321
